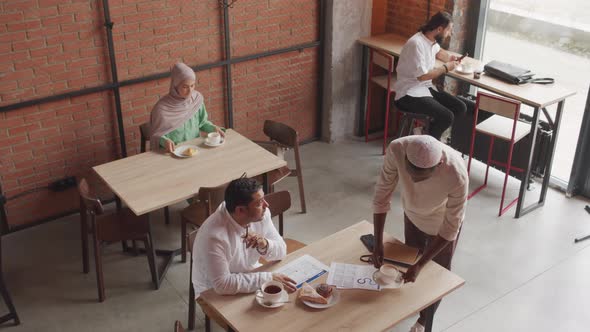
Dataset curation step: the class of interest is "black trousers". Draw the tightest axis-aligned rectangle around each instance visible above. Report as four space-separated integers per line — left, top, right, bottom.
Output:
395 88 466 140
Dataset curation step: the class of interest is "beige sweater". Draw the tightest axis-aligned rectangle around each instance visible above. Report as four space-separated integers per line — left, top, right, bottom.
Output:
373 137 468 241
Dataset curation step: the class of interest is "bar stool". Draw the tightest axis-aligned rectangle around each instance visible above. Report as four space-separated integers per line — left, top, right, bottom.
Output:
364 49 398 154
395 105 432 138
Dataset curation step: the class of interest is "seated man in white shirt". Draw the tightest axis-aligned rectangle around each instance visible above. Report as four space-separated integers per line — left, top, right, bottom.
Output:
372 135 468 332
393 11 467 141
192 177 296 303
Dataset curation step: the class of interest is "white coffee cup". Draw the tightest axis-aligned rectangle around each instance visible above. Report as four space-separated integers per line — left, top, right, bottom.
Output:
258 280 284 304
207 132 221 145
376 264 402 285
462 63 473 73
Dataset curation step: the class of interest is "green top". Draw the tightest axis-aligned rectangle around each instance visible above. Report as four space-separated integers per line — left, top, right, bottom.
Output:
159 103 217 148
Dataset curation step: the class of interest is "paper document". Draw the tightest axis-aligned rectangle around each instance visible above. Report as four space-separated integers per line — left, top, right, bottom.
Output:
327 262 380 291
275 254 330 288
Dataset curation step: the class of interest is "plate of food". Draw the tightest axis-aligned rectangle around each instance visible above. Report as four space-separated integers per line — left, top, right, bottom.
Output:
298 282 340 309
172 145 199 158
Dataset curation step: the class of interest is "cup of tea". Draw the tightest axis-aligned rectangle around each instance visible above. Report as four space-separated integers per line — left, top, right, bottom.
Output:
259 280 284 304
375 264 402 285
207 132 221 145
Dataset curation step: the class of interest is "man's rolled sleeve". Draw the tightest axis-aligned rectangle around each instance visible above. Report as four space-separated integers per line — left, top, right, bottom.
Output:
372 145 400 214
438 180 468 241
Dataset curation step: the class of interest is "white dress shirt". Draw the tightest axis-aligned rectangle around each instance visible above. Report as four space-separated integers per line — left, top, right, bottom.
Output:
373 136 468 241
191 202 287 298
393 32 441 100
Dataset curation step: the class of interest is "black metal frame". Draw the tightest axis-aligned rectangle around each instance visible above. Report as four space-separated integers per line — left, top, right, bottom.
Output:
567 87 590 198
0 0 325 232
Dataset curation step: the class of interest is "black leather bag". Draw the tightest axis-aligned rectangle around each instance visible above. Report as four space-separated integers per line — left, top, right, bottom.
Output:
484 60 554 85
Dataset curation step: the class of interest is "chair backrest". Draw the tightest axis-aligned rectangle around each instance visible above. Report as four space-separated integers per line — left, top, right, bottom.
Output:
372 49 395 73
197 182 230 216
140 122 151 152
263 120 298 148
78 178 104 216
476 92 521 120
265 191 291 218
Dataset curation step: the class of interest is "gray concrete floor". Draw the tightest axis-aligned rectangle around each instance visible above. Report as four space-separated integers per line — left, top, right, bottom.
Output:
2 137 590 332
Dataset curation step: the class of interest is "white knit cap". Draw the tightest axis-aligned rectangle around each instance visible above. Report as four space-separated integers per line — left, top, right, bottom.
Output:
406 136 443 169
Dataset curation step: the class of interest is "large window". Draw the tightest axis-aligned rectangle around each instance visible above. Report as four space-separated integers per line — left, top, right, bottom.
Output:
480 0 590 182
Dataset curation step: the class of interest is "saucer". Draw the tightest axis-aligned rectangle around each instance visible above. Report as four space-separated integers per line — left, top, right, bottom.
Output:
455 64 474 75
255 289 288 309
372 270 404 289
204 139 225 147
301 288 340 309
172 145 199 158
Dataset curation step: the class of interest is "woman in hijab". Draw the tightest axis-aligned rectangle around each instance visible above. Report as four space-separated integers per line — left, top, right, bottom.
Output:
150 62 224 153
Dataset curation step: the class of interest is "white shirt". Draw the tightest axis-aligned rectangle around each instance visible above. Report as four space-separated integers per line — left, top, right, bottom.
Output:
191 202 287 298
372 136 468 241
393 32 441 100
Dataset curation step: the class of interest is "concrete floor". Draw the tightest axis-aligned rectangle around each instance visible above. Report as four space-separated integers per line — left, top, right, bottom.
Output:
2 137 590 332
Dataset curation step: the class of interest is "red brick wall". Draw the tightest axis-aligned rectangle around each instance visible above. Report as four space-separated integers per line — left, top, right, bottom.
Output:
0 0 320 228
385 0 452 38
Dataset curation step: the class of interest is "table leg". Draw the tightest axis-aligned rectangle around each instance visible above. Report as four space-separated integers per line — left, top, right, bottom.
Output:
539 100 565 203
515 106 541 218
262 172 269 194
122 214 182 289
422 303 435 332
516 100 565 217
358 45 369 137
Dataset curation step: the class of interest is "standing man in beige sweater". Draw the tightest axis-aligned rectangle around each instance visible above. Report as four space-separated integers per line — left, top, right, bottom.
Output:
372 135 468 332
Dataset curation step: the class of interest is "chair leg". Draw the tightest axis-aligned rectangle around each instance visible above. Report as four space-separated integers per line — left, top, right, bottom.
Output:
205 315 211 332
188 279 196 330
499 141 516 216
365 52 375 142
0 274 20 325
279 215 284 237
484 137 495 186
382 92 392 155
181 217 187 263
80 210 89 274
293 148 306 214
164 206 170 225
143 237 158 290
92 230 105 302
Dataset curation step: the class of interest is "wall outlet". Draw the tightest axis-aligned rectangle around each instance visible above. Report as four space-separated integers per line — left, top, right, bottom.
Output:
48 176 77 192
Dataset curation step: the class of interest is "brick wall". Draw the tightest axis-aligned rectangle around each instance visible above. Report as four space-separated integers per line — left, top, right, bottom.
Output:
385 0 452 38
0 0 320 228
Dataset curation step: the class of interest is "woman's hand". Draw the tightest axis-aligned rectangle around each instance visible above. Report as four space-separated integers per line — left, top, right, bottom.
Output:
272 273 297 293
215 126 225 138
164 139 176 153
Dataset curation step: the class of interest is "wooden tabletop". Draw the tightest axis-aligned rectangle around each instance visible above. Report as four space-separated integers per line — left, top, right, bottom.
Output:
199 221 465 332
358 33 576 108
93 129 287 216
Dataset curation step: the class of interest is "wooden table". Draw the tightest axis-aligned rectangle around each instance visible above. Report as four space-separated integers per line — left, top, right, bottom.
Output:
93 129 287 285
358 33 576 218
200 221 465 332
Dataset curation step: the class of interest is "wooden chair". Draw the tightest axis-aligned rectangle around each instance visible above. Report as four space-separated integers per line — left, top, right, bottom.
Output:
186 190 305 330
78 178 158 302
180 182 229 263
140 122 170 225
395 105 432 138
180 166 290 263
174 320 186 332
467 91 529 216
264 190 306 253
365 49 399 154
256 120 307 213
0 235 19 326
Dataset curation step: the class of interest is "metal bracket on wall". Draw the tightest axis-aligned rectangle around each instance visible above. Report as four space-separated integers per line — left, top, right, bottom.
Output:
219 0 238 8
